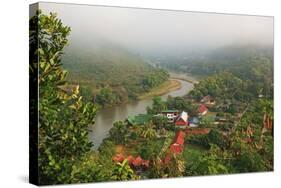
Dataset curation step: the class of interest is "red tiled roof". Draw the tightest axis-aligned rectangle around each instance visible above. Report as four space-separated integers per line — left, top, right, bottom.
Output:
132 156 143 167
170 144 183 153
127 155 135 164
176 111 188 123
112 154 124 163
198 104 208 113
173 130 185 145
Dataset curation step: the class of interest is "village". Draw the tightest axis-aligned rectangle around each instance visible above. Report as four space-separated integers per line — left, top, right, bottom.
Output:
111 95 236 173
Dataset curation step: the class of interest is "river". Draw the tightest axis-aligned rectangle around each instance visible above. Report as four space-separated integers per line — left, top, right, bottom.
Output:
88 78 194 149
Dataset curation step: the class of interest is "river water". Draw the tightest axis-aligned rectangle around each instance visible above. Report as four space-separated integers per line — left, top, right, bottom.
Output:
89 79 194 149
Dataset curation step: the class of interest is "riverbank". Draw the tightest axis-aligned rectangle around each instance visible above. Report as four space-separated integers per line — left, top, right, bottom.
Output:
138 79 182 100
90 77 194 148
169 72 199 84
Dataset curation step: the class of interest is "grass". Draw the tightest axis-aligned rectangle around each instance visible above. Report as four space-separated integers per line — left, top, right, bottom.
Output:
183 143 207 163
138 79 181 99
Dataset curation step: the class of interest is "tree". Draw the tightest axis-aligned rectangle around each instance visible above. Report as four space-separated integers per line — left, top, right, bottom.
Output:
95 87 118 106
109 121 128 144
166 154 185 177
147 96 167 114
232 143 267 172
139 121 157 139
152 115 169 130
137 139 162 160
30 11 98 184
185 145 229 176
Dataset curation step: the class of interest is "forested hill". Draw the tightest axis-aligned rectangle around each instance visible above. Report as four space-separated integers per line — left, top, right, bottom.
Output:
159 44 273 101
159 44 273 78
61 38 169 105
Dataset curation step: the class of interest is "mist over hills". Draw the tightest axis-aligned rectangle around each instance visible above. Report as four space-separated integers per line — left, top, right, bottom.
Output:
62 37 153 85
61 37 169 105
154 43 273 76
40 2 273 105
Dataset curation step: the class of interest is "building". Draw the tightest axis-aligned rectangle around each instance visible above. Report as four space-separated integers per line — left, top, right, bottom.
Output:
201 95 215 105
127 155 135 165
200 95 211 103
112 154 124 163
132 156 143 167
112 154 149 169
169 130 185 153
188 117 199 127
198 104 208 116
160 110 180 123
175 111 188 126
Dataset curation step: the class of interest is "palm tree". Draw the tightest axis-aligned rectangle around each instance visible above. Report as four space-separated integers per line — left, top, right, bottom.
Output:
140 121 157 139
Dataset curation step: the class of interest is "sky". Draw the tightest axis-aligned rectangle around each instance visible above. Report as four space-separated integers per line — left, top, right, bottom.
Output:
39 2 273 55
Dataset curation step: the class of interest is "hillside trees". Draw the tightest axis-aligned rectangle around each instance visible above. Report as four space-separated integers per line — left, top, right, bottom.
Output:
142 69 169 90
30 11 98 184
95 87 119 106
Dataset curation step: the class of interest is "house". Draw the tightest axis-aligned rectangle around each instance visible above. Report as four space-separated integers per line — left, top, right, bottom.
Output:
201 95 215 106
132 156 150 169
188 117 199 127
169 130 185 153
160 110 180 123
198 104 208 116
112 154 124 163
175 111 188 126
113 155 149 169
132 156 143 167
201 95 211 103
127 155 135 165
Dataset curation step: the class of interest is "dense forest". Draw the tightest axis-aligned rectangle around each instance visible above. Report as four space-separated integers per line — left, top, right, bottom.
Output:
31 11 273 185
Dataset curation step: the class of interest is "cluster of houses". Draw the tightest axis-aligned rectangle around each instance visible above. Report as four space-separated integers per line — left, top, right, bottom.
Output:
113 95 214 168
158 103 208 128
112 130 186 167
127 95 212 128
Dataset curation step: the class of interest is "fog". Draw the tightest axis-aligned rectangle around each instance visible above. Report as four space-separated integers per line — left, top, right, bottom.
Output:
40 2 273 56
